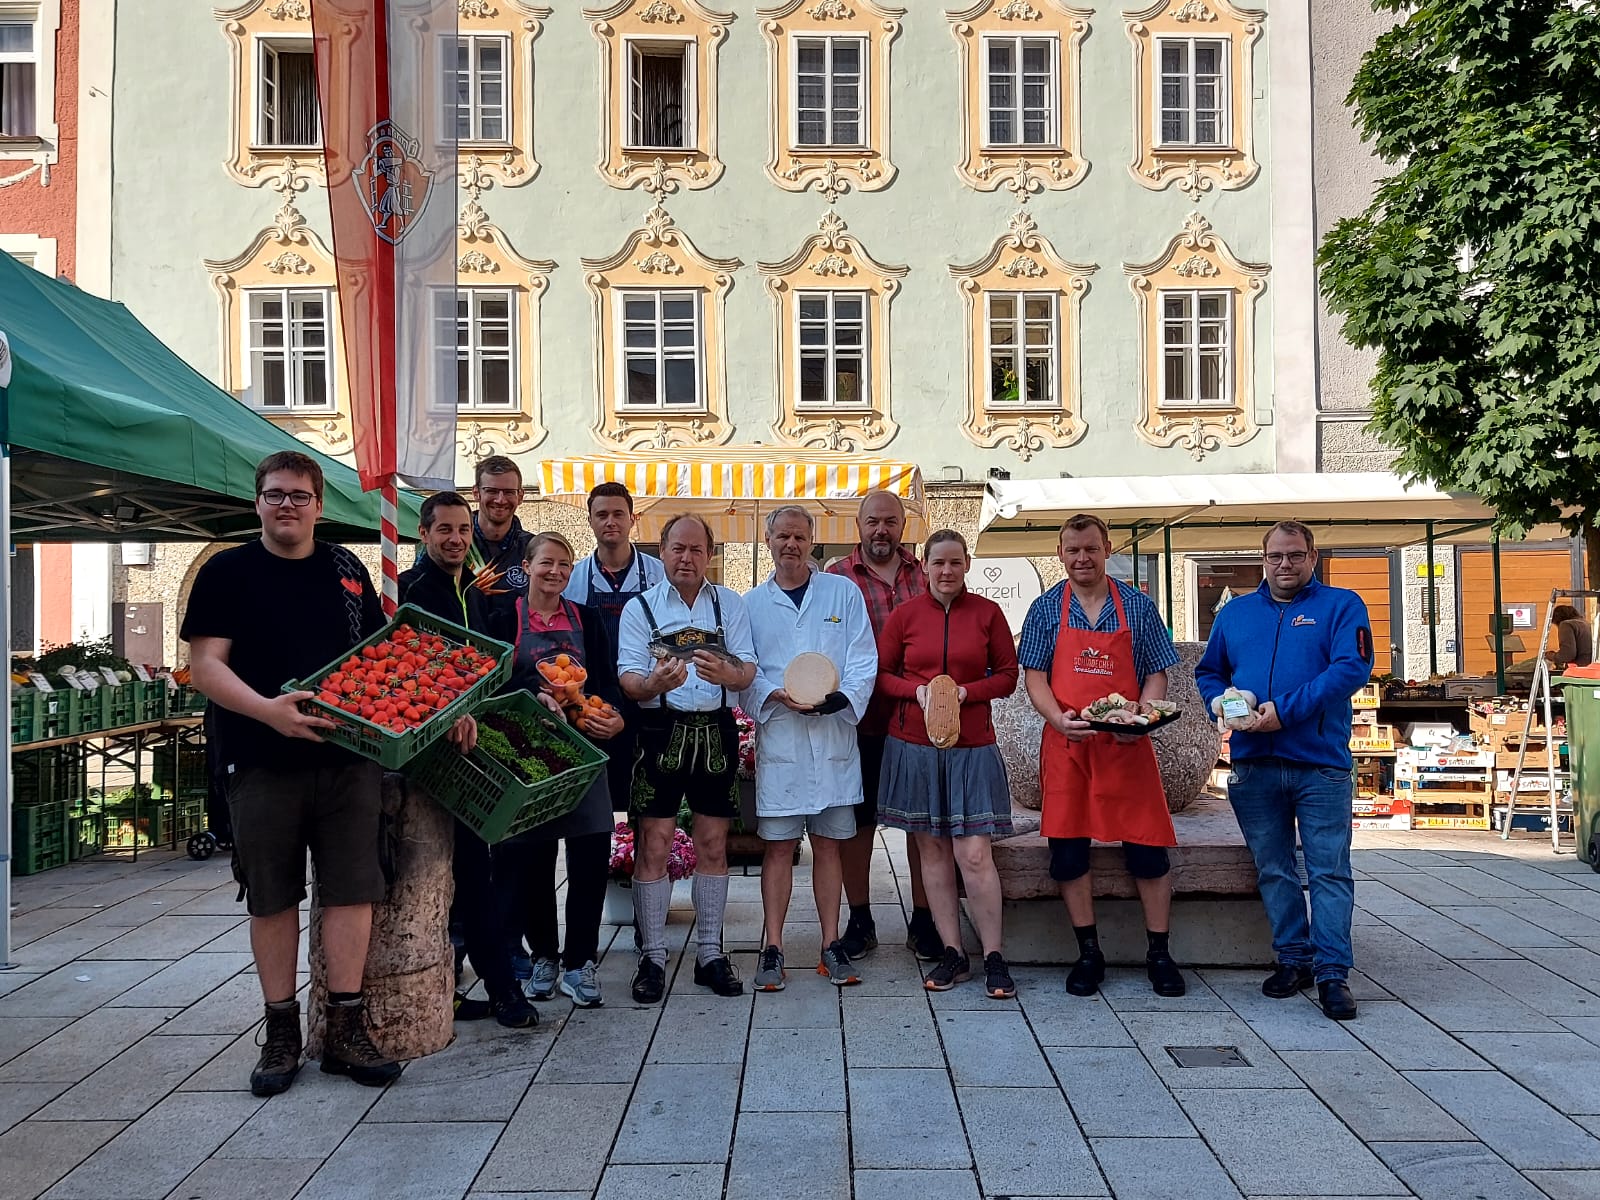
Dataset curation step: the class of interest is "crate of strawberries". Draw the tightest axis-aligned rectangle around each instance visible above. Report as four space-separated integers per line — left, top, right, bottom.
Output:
408 689 608 842
284 605 512 770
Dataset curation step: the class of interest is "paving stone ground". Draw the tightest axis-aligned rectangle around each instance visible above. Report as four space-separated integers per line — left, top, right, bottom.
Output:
6 827 1600 1199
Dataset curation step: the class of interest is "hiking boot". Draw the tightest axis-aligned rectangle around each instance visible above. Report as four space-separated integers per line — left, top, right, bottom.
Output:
839 912 878 960
907 910 943 962
452 992 492 1021
754 945 787 992
320 1001 402 1087
631 957 666 1005
490 986 540 1029
983 952 1016 1000
924 946 971 992
818 941 862 987
560 960 605 1008
694 955 745 997
250 1001 302 1097
1146 951 1188 997
526 956 561 1002
1262 963 1316 999
1065 949 1106 997
1319 979 1359 1021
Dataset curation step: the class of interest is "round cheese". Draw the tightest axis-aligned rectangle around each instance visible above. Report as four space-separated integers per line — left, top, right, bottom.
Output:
784 652 839 707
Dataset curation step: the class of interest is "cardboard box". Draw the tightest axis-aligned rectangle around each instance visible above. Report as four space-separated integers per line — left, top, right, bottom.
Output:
1398 750 1495 769
1353 813 1413 831
1444 677 1496 699
1353 683 1382 710
1411 813 1491 829
1403 722 1460 749
1496 769 1568 792
1351 724 1396 754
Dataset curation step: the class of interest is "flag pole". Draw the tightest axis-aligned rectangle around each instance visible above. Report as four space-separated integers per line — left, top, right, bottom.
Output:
380 478 399 616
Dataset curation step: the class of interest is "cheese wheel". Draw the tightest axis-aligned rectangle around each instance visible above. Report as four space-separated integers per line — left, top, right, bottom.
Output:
784 652 839 707
925 674 962 749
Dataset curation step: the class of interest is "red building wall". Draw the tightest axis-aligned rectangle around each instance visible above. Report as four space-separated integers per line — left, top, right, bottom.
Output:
0 0 78 279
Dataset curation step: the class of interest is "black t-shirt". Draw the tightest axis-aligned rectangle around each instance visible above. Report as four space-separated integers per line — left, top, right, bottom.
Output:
781 578 811 609
179 539 385 770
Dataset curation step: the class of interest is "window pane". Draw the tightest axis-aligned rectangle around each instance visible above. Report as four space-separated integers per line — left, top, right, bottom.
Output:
625 355 657 405
834 296 863 321
989 294 1016 321
798 113 826 144
662 296 694 321
988 78 1014 111
1200 351 1225 400
832 41 860 74
1022 41 1049 73
301 359 327 407
1164 351 1189 401
1025 354 1052 405
624 297 657 323
480 357 512 406
988 110 1014 144
1024 323 1050 348
1195 43 1221 74
988 42 1014 74
279 51 318 146
990 319 1015 347
663 325 695 348
832 117 859 145
1164 321 1189 347
1023 295 1051 321
636 49 686 148
0 23 33 52
990 355 1019 405
1161 43 1185 73
1198 293 1226 320
257 357 287 407
663 359 696 405
1163 294 1190 320
0 61 35 137
832 82 858 113
1195 114 1218 143
800 356 826 406
835 356 862 405
797 40 826 73
799 321 827 347
1022 118 1046 144
797 78 826 109
478 42 502 72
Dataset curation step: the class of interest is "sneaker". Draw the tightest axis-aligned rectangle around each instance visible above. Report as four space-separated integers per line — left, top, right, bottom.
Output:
1146 951 1188 997
1262 962 1316 999
754 945 787 992
924 946 971 992
983 952 1016 1000
907 911 943 962
250 1001 302 1097
1065 949 1106 997
508 945 533 982
631 957 666 1005
319 1001 402 1087
839 912 878 960
489 986 540 1029
526 956 561 1001
818 941 862 987
1318 979 1358 1021
693 955 745 997
560 961 605 1008
452 992 492 1021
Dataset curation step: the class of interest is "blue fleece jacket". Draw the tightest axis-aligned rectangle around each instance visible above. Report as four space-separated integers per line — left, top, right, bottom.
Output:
1195 576 1374 769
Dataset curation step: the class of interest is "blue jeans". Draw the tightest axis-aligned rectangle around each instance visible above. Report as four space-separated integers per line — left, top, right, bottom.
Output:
1227 757 1355 982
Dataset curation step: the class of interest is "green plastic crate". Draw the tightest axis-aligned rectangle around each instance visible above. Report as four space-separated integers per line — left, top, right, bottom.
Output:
408 690 607 843
152 746 208 795
135 680 167 724
69 812 104 860
11 688 79 744
98 682 139 730
13 800 68 875
169 683 207 716
103 793 205 849
283 604 512 770
66 688 101 735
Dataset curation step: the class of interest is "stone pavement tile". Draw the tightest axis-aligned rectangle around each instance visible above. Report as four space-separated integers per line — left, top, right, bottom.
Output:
1379 873 1486 907
1177 1089 1409 1196
1375 909 1525 960
1402 1070 1600 1169
106 952 255 1010
1279 1051 1471 1141
611 1062 741 1164
751 970 842 1029
475 1082 630 1193
0 1007 179 1083
1045 1047 1195 1138
853 1171 980 1200
0 1081 69 1135
1119 1011 1299 1090
1432 906 1572 949
959 1085 1106 1197
1090 1137 1242 1200
195 921 254 954
741 1026 844 1111
1202 973 1366 1051
80 915 245 960
648 994 752 1064
850 1068 970 1169
937 1008 1055 1087
536 1005 659 1084
0 1119 124 1200
0 971 44 998
174 1029 263 1092
11 907 97 946
1098 967 1227 1012
1361 958 1559 1035
1525 1171 1600 1199
1426 865 1537 899
1371 1141 1547 1200
1019 986 1134 1049
214 1067 383 1159
840 949 929 997
595 1163 727 1200
296 1121 502 1200
1354 880 1435 919
41 1091 262 1200
157 972 273 1037
0 1016 75 1068
1525 945 1600 994
1499 896 1600 940
1469 859 1588 892
365 1019 557 1123
1459 958 1600 1018
167 885 251 917
1460 1031 1600 1117
727 1110 850 1200
164 1156 323 1200
1360 848 1462 871
844 996 944 1068
0 959 167 1017
37 1034 232 1119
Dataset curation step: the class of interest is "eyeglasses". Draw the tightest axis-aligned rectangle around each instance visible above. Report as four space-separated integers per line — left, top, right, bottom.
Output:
260 489 316 508
1264 551 1310 566
478 487 522 499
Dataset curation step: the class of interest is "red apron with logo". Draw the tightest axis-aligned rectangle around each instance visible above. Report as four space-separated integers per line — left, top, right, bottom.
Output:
1039 584 1175 846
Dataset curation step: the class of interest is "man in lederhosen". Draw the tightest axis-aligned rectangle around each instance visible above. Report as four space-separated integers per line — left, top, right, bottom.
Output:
563 481 665 814
617 514 758 1004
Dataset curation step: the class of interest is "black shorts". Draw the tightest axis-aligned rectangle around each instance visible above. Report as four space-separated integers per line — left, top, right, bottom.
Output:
1048 837 1171 883
630 709 740 822
855 731 886 828
227 760 385 917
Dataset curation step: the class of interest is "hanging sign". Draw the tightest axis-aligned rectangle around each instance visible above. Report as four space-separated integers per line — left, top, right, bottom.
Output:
968 558 1043 633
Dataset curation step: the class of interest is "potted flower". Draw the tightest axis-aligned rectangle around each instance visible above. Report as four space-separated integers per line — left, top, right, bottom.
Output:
605 820 697 926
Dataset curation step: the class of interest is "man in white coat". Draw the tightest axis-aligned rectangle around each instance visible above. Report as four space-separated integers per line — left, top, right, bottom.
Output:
743 506 878 990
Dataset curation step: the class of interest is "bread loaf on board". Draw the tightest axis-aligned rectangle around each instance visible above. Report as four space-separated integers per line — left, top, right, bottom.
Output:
925 674 962 749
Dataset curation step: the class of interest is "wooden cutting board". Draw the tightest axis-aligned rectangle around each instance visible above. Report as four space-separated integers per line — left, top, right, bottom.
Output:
925 674 962 749
783 652 839 707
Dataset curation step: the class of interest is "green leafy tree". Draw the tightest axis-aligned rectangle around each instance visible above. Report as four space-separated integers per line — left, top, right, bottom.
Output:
1318 0 1600 584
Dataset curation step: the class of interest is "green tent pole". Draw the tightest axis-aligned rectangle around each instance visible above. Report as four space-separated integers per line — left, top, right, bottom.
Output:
1492 532 1506 694
1426 521 1438 676
1163 525 1174 634
1131 532 1141 590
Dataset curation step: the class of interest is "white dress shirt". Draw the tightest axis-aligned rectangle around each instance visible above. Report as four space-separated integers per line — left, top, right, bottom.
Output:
617 578 758 712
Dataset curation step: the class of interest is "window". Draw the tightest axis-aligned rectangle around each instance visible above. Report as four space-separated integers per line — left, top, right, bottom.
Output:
793 37 863 149
0 16 35 137
798 291 867 408
452 289 516 409
1158 38 1227 147
256 40 319 148
620 290 700 409
627 42 691 150
983 36 1056 148
452 35 508 143
986 292 1058 408
244 289 333 410
1161 289 1231 405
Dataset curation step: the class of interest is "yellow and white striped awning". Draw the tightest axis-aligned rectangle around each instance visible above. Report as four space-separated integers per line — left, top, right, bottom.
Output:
537 455 926 545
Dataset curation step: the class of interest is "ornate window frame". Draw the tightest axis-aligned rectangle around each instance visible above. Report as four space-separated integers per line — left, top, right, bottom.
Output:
214 0 328 187
1124 0 1262 200
947 0 1090 198
584 0 731 198
581 205 741 450
1124 211 1268 460
757 210 906 450
758 0 902 201
451 1 550 192
950 209 1094 461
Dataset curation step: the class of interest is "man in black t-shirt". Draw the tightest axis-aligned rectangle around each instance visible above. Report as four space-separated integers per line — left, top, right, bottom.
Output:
182 451 401 1098
465 454 534 648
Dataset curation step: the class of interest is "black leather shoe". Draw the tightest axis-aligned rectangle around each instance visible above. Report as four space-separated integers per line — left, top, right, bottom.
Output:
693 955 745 997
1318 979 1358 1021
1262 963 1316 999
630 958 666 1005
1146 951 1188 997
1064 949 1106 997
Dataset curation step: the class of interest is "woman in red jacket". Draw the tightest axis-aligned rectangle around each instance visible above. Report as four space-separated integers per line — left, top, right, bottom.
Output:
877 529 1020 998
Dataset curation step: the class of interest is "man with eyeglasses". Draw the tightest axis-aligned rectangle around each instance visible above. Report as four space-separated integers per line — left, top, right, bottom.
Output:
182 451 401 1095
1197 520 1373 1021
468 455 534 648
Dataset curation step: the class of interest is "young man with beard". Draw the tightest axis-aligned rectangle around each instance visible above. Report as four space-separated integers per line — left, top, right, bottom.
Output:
467 455 534 648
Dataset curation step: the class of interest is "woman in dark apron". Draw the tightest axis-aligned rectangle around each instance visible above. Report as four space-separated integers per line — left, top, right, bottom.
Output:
495 532 624 1008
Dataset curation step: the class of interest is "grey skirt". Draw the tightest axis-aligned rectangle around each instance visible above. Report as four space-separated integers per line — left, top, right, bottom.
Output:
877 738 1013 839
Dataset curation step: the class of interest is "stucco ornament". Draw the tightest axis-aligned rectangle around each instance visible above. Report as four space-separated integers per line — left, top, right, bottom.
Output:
639 0 683 20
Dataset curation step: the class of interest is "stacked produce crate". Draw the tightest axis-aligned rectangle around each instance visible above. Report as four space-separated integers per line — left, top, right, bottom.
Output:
1351 684 1406 829
1396 749 1495 828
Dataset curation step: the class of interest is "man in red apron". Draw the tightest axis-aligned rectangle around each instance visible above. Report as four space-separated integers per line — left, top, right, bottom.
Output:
1019 513 1186 997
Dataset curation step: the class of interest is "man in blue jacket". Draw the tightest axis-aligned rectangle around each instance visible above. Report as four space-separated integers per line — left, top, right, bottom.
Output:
1196 521 1373 1020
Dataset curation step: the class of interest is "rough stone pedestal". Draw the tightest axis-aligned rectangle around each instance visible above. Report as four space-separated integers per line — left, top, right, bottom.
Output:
307 773 456 1061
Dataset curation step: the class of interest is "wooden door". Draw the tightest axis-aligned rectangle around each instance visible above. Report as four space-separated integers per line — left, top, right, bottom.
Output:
1458 546 1578 675
1323 553 1392 677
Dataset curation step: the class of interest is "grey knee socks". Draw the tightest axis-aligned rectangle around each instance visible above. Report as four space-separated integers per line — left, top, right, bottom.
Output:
634 875 672 967
692 871 729 966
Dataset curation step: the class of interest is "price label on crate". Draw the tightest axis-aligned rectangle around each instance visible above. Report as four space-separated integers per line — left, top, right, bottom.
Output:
59 672 85 690
27 671 53 693
99 667 122 687
75 672 100 691
133 666 152 682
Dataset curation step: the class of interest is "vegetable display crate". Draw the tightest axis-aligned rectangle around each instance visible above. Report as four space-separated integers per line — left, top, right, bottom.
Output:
136 680 168 723
152 746 209 796
98 683 140 730
103 793 206 849
168 684 207 716
284 605 512 770
13 747 90 806
13 800 69 876
12 688 63 744
69 812 104 860
65 689 102 735
409 690 607 843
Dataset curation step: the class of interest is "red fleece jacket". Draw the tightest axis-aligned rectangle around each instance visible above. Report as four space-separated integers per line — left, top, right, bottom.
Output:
876 590 1019 748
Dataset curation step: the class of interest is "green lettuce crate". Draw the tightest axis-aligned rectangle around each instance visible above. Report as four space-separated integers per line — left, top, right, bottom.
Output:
13 799 68 875
283 604 512 770
408 690 607 843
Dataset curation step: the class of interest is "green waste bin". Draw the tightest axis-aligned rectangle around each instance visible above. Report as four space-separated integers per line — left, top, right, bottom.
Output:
1556 675 1600 867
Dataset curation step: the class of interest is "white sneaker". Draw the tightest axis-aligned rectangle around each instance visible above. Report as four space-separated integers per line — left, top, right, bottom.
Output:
559 960 604 1008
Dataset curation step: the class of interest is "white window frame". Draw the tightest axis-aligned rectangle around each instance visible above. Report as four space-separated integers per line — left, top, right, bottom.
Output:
794 289 869 411
1157 287 1234 407
449 33 511 145
979 33 1060 151
254 35 321 151
454 287 519 411
623 36 696 152
240 287 337 414
0 0 55 152
0 232 54 274
1153 35 1230 149
984 290 1061 409
615 288 704 412
788 34 867 152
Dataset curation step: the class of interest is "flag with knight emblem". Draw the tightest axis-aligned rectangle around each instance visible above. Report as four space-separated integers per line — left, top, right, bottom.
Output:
311 0 458 491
